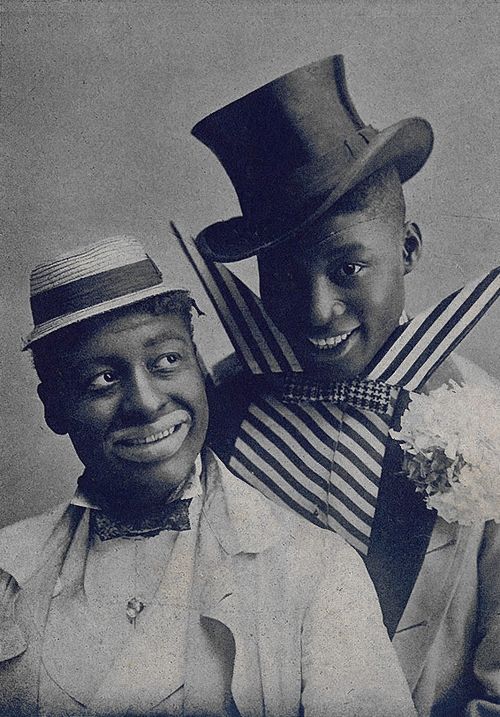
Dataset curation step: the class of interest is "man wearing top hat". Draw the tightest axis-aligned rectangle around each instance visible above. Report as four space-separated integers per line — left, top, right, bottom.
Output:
186 55 500 716
0 236 417 716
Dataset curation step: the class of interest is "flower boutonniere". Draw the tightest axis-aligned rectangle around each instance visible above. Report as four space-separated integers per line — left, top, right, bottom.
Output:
389 380 500 525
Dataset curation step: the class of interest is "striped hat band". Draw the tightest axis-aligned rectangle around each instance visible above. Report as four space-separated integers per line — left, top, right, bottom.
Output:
24 236 180 349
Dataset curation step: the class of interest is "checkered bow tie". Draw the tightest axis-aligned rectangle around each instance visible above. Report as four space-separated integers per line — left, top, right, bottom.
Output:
91 498 192 541
282 374 396 415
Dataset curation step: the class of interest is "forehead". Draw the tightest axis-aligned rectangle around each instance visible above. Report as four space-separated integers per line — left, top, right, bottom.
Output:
262 210 400 265
56 311 194 364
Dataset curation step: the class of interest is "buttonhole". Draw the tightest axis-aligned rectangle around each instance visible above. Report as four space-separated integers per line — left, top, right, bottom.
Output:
426 539 456 555
395 620 428 634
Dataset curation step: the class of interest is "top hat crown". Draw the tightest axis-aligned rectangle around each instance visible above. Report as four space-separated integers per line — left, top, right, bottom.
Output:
192 54 433 262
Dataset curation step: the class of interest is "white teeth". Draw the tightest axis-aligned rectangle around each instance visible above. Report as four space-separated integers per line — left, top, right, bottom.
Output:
126 424 180 446
308 331 351 349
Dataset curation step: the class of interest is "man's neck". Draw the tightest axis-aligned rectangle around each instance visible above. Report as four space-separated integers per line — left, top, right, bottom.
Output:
74 456 203 520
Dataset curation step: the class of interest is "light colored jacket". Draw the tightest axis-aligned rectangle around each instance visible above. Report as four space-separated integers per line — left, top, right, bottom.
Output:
392 356 500 717
0 450 415 717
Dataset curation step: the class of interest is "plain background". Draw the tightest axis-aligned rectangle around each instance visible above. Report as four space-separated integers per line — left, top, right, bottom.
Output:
1 0 499 527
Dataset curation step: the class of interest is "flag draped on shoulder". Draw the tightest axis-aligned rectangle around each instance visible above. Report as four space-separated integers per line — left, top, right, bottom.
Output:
174 223 499 554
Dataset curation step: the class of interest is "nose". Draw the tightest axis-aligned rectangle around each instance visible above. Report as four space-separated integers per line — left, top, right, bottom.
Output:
307 274 346 328
121 368 166 422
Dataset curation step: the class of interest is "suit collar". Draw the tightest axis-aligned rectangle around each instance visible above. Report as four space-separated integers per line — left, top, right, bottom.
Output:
0 449 278 585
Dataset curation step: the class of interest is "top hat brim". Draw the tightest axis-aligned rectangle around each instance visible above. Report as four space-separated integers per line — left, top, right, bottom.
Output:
196 116 433 262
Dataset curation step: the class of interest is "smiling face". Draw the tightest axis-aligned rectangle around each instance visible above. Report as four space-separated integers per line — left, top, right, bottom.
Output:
38 310 209 510
258 209 421 380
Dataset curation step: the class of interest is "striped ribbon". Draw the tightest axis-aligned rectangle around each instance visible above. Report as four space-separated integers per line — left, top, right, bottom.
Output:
175 226 499 554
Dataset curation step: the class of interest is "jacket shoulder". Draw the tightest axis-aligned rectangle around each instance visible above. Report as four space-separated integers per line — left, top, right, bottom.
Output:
421 353 499 394
452 353 499 388
0 501 79 585
237 472 361 578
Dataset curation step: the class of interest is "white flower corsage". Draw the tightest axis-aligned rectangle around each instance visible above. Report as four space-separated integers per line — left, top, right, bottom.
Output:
389 380 500 525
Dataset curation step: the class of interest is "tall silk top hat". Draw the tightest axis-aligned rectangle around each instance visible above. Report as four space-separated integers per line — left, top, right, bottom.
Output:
24 236 185 349
192 54 434 262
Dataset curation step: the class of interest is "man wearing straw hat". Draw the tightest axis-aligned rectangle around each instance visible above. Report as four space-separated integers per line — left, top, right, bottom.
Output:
185 55 500 716
0 236 416 716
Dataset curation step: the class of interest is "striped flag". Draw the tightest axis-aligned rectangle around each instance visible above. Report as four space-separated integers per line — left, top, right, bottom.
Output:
174 226 499 554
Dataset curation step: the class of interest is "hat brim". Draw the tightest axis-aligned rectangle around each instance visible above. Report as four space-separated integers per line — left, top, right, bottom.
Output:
23 283 185 350
196 116 433 262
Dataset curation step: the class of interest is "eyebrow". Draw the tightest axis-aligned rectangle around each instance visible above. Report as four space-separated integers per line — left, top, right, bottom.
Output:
65 332 188 372
323 241 372 256
299 239 374 260
142 331 188 348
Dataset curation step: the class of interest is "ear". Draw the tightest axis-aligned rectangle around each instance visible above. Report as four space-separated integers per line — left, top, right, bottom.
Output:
37 383 68 436
402 222 423 275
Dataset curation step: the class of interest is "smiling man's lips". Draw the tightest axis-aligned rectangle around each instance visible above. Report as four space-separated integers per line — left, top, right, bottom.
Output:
308 328 359 350
110 410 192 463
120 424 179 446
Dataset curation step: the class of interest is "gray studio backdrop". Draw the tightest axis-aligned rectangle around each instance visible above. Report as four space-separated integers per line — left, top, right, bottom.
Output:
1 0 499 527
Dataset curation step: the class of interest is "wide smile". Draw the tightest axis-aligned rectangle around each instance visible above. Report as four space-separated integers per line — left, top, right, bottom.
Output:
308 328 358 351
110 410 191 463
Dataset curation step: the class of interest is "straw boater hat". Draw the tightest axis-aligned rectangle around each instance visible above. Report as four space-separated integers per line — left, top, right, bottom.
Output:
24 236 186 349
192 54 434 262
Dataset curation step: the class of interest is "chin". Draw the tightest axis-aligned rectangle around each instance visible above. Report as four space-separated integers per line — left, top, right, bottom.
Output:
94 460 187 502
299 349 357 379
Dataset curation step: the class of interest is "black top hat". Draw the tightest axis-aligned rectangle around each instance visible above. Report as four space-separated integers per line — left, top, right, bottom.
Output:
192 55 433 262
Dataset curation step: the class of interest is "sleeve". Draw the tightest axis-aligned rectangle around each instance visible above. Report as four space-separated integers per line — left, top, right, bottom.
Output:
0 570 28 663
465 522 500 716
300 534 417 717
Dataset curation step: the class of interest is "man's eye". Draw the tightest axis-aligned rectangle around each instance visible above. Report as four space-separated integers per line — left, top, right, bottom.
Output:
155 353 182 370
87 371 117 391
339 262 363 277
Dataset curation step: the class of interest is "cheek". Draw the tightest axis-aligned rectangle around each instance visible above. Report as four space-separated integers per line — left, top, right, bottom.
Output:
363 262 405 307
179 372 209 435
192 384 209 437
66 398 116 442
260 277 297 327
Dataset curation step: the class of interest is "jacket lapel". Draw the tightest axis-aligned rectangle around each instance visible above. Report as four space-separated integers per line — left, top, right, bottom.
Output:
365 390 436 638
392 519 476 692
184 450 289 717
0 504 84 711
0 503 84 664
186 544 263 717
0 502 81 589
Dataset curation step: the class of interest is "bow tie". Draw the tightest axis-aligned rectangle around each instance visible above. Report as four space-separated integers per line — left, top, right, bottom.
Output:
281 374 396 415
91 497 192 541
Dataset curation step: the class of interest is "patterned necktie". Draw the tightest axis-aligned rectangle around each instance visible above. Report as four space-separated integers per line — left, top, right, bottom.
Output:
91 498 192 541
281 374 396 414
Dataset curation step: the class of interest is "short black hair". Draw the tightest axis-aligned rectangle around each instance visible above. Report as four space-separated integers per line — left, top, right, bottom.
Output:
330 164 406 223
31 290 197 385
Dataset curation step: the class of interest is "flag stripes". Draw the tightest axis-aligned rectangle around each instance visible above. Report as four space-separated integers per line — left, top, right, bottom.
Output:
221 269 302 373
367 267 500 388
177 231 301 373
208 266 283 373
249 402 331 473
230 445 371 555
178 235 263 374
229 393 391 554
